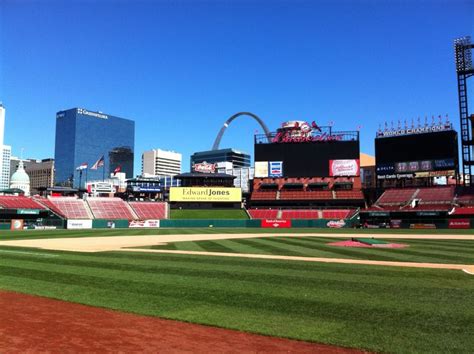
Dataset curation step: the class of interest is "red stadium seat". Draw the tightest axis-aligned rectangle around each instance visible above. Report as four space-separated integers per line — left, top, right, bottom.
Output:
39 197 92 219
128 202 168 220
87 198 136 220
0 196 46 210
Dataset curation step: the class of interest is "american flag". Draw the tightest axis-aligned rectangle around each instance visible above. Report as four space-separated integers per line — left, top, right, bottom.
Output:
90 155 104 170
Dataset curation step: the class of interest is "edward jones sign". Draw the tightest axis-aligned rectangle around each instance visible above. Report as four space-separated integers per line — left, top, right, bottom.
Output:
169 187 242 202
329 160 360 176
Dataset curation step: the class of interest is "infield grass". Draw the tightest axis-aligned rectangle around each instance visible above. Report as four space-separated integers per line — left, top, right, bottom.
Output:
1 226 473 241
144 236 474 264
0 244 473 353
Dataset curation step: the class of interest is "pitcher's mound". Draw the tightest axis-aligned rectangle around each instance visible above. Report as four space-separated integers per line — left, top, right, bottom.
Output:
328 238 408 248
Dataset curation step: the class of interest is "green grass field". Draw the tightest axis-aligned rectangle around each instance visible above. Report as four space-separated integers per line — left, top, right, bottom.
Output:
170 209 249 219
144 236 474 264
1 226 474 241
0 228 473 352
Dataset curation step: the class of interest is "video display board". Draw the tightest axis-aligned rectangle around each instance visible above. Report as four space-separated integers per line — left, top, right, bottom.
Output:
255 141 359 177
375 130 458 178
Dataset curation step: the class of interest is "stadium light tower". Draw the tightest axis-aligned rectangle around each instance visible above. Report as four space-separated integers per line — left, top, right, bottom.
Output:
455 36 474 186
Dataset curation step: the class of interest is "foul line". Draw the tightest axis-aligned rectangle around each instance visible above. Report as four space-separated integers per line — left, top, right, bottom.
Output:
122 248 474 274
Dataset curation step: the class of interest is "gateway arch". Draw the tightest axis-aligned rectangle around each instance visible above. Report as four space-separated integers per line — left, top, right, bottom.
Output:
212 112 272 150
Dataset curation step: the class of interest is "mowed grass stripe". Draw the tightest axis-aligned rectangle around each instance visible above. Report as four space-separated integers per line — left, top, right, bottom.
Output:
156 237 474 264
0 261 472 330
1 273 470 354
1 253 473 311
4 256 473 312
1 251 468 293
1 251 473 353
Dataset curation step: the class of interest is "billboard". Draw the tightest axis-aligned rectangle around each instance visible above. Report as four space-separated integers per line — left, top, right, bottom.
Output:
329 160 360 176
169 187 242 202
375 130 458 174
254 161 269 178
67 219 93 229
255 140 359 177
269 161 283 177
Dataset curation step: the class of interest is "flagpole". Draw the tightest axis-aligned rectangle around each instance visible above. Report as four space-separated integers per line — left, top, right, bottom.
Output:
103 163 105 182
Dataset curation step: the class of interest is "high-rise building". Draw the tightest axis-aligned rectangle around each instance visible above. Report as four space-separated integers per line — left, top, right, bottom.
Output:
54 108 135 187
190 148 251 171
0 104 11 190
142 149 181 177
0 146 11 190
11 157 54 195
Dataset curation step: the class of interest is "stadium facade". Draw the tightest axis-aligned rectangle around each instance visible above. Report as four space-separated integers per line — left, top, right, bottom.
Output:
54 108 135 188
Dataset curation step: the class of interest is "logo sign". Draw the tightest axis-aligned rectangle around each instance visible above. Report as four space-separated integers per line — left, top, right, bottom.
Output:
434 159 455 170
10 219 24 230
376 123 452 138
129 220 160 228
169 187 242 202
193 161 216 174
329 160 360 176
254 161 269 178
390 219 402 229
448 219 470 229
77 108 108 119
327 220 346 228
272 121 343 143
17 209 40 215
261 219 291 228
67 219 93 229
269 161 283 177
376 164 395 175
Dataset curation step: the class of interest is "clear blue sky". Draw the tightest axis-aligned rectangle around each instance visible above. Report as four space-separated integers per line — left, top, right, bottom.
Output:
0 0 473 173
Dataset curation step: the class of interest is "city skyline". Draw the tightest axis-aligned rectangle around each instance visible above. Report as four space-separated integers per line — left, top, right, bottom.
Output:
0 0 473 172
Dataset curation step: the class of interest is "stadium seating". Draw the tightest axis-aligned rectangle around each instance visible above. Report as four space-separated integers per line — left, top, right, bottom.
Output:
280 210 320 219
128 202 167 220
87 198 136 220
456 194 474 206
451 207 474 215
334 190 364 200
376 188 418 205
251 190 278 200
417 187 454 204
247 209 279 219
0 196 46 210
279 190 333 200
321 209 352 219
40 197 92 219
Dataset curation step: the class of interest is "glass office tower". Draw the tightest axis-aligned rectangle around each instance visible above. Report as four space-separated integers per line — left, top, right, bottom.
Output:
54 108 135 187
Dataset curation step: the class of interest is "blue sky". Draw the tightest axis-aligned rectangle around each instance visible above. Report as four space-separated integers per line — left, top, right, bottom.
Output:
0 0 473 173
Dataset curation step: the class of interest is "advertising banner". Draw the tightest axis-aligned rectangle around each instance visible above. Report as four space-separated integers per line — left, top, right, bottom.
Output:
390 219 402 229
129 220 160 228
10 219 24 230
193 162 216 173
261 219 291 228
169 187 242 202
17 209 40 215
254 161 269 178
67 219 93 229
327 220 346 228
448 219 470 229
409 223 437 229
269 161 283 177
376 163 395 175
329 160 360 176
